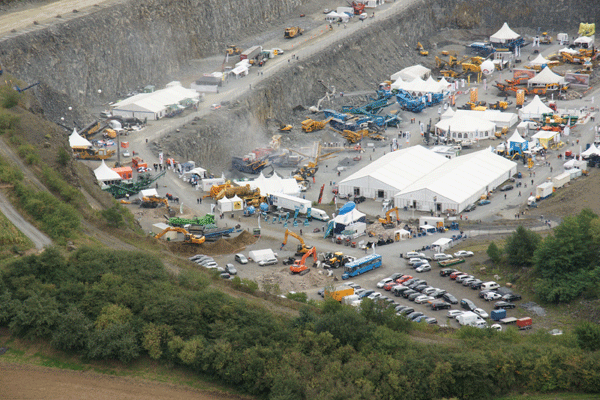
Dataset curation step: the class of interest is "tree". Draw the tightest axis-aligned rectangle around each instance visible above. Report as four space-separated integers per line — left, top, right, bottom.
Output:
101 205 123 227
86 323 140 363
575 322 600 351
51 306 92 351
8 294 60 338
505 225 541 268
486 241 502 264
57 147 70 166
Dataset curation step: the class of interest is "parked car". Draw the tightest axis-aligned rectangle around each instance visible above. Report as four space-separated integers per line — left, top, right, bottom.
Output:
202 261 219 269
408 311 425 320
502 293 522 302
464 204 477 212
469 279 483 289
454 250 474 258
397 275 413 284
462 278 477 286
416 264 432 273
479 289 497 299
456 274 474 283
408 292 422 301
447 310 464 318
234 254 248 264
460 299 477 311
318 288 325 297
258 258 278 266
402 289 417 299
225 264 237 275
431 289 447 298
449 271 466 280
484 292 503 301
431 301 451 311
500 184 514 191
368 292 382 300
220 272 232 279
443 293 459 304
358 290 374 299
408 258 426 266
384 281 398 291
440 268 458 277
424 317 438 325
405 252 426 259
422 287 438 295
477 199 491 206
473 308 489 319
494 301 516 310
189 254 209 261
377 278 394 288
433 253 452 261
389 273 404 281
403 278 418 286
409 280 426 289
490 324 502 331
412 261 430 269
395 305 409 312
415 295 435 304
401 307 415 315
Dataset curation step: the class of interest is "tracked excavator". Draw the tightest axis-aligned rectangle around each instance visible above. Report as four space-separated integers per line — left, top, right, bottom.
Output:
155 227 206 245
282 229 313 255
416 42 429 56
378 207 400 229
266 118 293 132
290 246 316 275
290 143 341 183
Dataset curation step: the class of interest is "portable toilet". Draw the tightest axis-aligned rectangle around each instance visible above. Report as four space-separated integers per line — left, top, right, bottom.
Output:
491 309 507 321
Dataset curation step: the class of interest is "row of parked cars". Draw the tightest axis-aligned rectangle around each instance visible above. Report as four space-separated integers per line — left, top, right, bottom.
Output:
189 254 238 279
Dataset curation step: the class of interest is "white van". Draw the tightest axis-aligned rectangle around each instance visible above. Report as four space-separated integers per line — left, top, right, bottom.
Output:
481 281 500 291
311 208 330 222
433 253 452 261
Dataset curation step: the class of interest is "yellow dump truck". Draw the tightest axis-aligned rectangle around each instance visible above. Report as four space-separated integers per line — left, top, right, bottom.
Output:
285 27 304 39
324 285 354 302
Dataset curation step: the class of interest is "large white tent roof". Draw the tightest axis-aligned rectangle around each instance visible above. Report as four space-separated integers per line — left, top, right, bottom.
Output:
69 129 92 148
397 150 517 205
435 114 496 134
527 67 565 86
519 95 553 119
339 146 447 192
234 172 300 196
94 160 122 182
391 65 431 81
582 144 600 157
454 109 518 128
528 54 549 66
391 76 448 94
112 85 200 113
490 22 520 43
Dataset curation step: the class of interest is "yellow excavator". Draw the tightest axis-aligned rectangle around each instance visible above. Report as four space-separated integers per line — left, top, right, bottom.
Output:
416 42 428 56
282 229 313 255
267 118 292 132
155 227 206 245
290 143 341 183
378 207 400 229
141 196 175 216
225 45 242 56
290 246 316 275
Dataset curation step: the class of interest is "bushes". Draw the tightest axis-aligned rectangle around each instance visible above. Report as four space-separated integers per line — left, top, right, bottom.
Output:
0 86 20 109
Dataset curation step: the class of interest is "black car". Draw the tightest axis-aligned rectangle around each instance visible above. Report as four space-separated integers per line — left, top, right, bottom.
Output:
460 298 476 311
402 289 417 299
431 289 447 298
408 311 424 321
499 184 514 191
409 280 425 289
394 287 411 297
469 280 483 290
431 301 451 311
443 293 459 304
395 304 409 312
414 284 429 292
494 301 516 310
389 273 404 281
440 268 458 277
401 307 415 315
403 278 418 286
464 204 477 212
502 293 522 302
317 288 325 297
408 292 422 301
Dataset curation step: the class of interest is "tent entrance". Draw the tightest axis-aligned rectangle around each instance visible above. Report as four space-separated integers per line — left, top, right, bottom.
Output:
354 187 360 196
377 190 384 198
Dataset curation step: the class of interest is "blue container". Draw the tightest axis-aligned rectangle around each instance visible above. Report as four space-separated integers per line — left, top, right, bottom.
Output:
491 309 507 321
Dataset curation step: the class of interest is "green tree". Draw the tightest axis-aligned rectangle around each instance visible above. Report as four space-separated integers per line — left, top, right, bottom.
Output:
86 323 140 363
101 205 123 227
574 322 600 351
57 147 70 166
505 225 541 268
51 306 92 351
95 304 133 330
285 292 307 303
8 293 60 338
486 241 502 264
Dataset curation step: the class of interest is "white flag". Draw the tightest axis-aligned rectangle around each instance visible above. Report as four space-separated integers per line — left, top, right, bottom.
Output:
159 152 163 165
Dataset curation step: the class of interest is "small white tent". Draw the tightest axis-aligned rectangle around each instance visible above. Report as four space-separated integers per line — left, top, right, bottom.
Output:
69 129 92 148
391 65 431 81
582 144 600 158
527 67 566 87
441 107 455 119
490 22 520 44
217 197 233 212
519 95 553 120
508 131 529 152
528 54 549 66
94 160 122 184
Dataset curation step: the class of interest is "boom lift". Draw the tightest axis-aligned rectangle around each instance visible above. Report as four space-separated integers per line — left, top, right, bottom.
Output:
155 227 206 245
378 207 400 229
282 229 313 255
290 246 316 275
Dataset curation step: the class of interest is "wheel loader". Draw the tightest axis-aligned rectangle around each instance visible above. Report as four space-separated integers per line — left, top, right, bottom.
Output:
284 27 304 39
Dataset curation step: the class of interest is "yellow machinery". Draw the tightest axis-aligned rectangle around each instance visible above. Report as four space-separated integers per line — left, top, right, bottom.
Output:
416 42 428 56
540 32 552 44
488 101 511 110
516 90 525 107
203 181 233 199
225 45 242 55
301 117 332 133
495 126 509 138
579 23 595 37
103 128 117 139
290 143 341 182
461 63 481 74
378 207 399 229
290 246 316 275
155 227 206 245
267 118 292 132
435 54 460 69
440 69 459 78
141 196 175 217
282 229 313 255
72 147 116 160
284 27 304 39
461 101 487 111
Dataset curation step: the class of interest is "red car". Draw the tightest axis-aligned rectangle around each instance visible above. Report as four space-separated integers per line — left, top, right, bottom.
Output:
383 281 397 291
449 271 467 280
396 275 413 284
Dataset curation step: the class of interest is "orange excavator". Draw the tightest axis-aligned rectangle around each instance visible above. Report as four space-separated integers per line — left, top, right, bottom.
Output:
378 207 400 229
155 227 206 245
290 246 316 275
347 1 365 15
282 229 313 255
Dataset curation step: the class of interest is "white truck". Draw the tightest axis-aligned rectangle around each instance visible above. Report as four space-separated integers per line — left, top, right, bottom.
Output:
456 311 485 327
342 294 360 306
248 249 278 263
269 193 312 214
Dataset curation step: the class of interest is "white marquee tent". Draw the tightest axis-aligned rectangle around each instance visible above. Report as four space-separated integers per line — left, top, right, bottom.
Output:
519 95 553 120
454 109 518 129
111 84 200 120
394 150 517 213
435 115 496 141
391 65 431 82
390 76 447 94
217 197 233 212
337 146 447 199
69 129 92 148
508 131 529 152
582 144 600 158
94 160 122 185
527 67 566 87
490 22 520 44
234 172 300 196
441 107 455 119
528 54 549 66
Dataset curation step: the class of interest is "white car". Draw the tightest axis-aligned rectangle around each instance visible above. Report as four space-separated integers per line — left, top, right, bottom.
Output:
202 262 218 269
377 278 394 288
454 250 474 258
447 310 464 319
408 258 425 266
490 324 502 331
405 252 426 259
416 265 432 273
456 275 474 283
415 295 435 304
422 287 438 295
473 308 489 319
367 292 382 300
484 292 503 301
258 258 278 266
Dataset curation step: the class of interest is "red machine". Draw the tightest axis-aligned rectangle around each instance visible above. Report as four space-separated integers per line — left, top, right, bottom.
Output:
290 247 316 275
347 1 365 15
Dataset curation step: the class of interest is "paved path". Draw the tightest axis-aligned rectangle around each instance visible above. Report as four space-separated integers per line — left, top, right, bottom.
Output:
0 191 51 249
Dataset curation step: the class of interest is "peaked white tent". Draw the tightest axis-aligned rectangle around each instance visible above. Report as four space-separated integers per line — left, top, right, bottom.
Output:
527 67 565 87
582 144 600 158
508 131 528 152
441 107 455 119
230 195 244 211
391 65 431 81
490 22 520 43
519 95 553 120
69 129 92 148
94 160 122 184
217 197 233 212
234 172 300 196
529 54 549 66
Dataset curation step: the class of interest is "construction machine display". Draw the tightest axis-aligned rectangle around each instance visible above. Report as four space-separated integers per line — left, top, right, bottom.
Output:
301 117 331 133
284 27 304 39
72 147 116 160
290 246 316 275
378 207 400 229
539 32 553 44
155 227 206 245
282 229 313 255
103 169 166 199
225 45 242 55
416 42 429 56
266 118 293 132
347 1 365 15
323 251 353 269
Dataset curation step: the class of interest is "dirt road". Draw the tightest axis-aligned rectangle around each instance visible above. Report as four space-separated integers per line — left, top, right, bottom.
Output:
0 363 248 400
0 191 51 249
